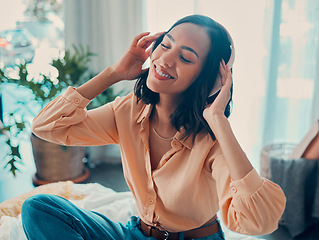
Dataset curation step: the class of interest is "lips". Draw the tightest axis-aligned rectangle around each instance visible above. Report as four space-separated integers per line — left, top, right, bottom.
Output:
153 65 175 80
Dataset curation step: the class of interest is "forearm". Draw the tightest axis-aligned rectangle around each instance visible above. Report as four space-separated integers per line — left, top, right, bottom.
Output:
76 65 122 100
76 32 163 100
208 114 253 180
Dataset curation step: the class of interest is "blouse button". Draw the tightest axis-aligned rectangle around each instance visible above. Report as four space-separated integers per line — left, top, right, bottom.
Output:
172 141 181 148
74 99 80 104
231 186 237 193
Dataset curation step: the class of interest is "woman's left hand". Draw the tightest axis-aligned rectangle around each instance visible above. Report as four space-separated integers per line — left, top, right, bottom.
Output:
203 60 232 120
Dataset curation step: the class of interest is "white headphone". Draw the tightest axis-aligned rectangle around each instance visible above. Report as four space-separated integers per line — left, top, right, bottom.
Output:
208 25 235 97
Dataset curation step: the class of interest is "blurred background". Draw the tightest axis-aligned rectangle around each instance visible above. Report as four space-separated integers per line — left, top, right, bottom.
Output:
1 0 319 239
0 0 318 215
1 0 318 194
0 0 319 194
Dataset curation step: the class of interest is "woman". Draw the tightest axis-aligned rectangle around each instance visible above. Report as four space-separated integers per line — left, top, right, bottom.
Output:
21 15 286 240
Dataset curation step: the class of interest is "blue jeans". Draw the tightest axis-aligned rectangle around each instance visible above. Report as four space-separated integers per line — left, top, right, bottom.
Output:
21 194 224 240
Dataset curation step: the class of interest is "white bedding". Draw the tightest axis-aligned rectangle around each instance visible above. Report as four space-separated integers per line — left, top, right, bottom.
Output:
0 183 264 240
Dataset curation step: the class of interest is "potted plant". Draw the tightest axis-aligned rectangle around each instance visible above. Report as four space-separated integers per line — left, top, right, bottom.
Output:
0 45 117 184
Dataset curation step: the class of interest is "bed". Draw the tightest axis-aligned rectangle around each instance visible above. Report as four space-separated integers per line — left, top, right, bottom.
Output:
0 181 264 240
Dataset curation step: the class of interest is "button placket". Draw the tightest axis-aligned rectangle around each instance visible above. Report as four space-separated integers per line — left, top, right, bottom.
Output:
154 214 159 222
144 189 156 220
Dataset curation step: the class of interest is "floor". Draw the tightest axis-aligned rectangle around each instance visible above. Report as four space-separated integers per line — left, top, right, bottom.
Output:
1 141 317 240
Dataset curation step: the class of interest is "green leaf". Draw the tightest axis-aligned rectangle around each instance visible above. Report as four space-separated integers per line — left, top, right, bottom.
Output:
10 145 22 160
5 158 19 176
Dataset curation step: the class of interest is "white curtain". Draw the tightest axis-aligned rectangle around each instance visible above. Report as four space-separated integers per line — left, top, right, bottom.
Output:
262 0 319 146
63 0 319 170
146 0 319 170
311 16 319 122
63 0 145 92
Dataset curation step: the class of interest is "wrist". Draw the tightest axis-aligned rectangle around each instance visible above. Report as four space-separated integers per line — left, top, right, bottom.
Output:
205 113 228 131
99 65 123 85
204 111 226 123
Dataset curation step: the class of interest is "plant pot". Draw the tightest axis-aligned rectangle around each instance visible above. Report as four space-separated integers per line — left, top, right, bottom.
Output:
30 133 89 185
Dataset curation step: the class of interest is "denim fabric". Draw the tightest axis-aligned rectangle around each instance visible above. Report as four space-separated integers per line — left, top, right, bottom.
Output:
21 194 224 240
192 219 224 240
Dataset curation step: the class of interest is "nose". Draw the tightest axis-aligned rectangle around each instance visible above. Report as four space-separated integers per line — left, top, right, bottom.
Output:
159 51 175 68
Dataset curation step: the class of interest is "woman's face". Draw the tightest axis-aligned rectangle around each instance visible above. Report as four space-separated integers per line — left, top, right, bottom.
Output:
146 23 211 97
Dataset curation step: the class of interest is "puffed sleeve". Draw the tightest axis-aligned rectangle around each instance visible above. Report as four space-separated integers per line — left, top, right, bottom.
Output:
31 87 120 146
211 154 286 235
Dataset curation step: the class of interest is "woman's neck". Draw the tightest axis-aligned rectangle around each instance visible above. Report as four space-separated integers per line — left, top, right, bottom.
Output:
154 94 178 125
151 94 178 135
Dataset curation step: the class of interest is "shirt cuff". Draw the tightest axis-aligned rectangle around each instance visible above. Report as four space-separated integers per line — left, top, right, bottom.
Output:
229 168 263 197
62 87 91 108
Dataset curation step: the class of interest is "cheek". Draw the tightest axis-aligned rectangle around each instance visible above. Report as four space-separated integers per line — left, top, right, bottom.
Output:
150 47 162 61
181 65 202 81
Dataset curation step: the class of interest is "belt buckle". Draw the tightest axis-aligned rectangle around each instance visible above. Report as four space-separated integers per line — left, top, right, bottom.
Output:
163 230 169 240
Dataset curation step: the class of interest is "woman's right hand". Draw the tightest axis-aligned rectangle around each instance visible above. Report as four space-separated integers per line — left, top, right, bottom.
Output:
111 32 164 81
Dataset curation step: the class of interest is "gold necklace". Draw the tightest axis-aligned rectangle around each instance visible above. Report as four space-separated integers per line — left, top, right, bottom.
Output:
152 127 174 141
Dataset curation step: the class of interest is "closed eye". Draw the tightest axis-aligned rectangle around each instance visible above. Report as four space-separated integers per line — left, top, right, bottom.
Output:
161 43 193 63
180 55 192 63
161 43 170 49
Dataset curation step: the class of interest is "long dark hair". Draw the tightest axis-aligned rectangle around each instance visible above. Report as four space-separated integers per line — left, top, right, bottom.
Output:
134 15 233 141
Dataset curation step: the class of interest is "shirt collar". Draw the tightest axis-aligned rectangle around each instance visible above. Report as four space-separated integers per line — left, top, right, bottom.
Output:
136 104 194 149
136 103 152 124
175 127 193 149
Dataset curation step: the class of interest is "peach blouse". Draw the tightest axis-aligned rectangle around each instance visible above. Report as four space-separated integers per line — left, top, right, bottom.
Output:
31 87 286 235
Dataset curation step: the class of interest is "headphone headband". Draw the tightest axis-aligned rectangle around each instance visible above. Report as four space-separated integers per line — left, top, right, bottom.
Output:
209 24 235 97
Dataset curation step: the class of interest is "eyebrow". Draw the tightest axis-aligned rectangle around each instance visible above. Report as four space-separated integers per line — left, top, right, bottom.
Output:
166 33 199 59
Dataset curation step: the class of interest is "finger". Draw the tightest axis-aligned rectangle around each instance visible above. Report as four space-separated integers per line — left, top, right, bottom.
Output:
137 31 165 48
222 59 226 69
147 31 166 43
224 65 232 86
145 47 152 57
219 62 226 80
131 32 151 47
143 38 156 49
221 66 231 86
137 34 163 48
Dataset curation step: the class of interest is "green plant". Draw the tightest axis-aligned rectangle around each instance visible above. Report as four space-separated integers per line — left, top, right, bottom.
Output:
0 113 29 176
11 45 95 107
0 45 118 176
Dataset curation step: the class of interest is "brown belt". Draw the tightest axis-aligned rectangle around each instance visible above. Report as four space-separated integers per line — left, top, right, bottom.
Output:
139 218 220 240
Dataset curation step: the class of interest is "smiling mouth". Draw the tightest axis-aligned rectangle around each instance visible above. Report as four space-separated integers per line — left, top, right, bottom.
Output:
154 65 174 79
